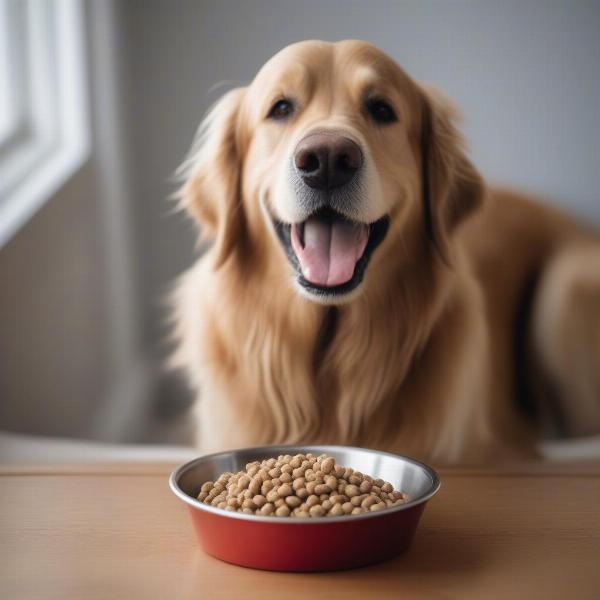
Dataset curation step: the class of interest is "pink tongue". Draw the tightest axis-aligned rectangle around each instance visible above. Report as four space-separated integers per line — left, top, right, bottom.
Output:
291 217 369 287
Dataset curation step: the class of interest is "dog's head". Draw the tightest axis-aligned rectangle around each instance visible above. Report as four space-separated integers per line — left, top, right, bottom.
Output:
179 40 483 304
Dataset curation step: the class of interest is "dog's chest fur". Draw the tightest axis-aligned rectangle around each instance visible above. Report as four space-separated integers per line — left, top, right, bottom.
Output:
177 254 497 463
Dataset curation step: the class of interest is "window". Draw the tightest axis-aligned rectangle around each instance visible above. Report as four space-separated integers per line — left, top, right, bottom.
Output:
0 0 89 247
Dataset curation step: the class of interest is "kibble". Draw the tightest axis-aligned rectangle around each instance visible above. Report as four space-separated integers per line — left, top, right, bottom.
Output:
296 487 309 499
253 494 266 507
197 453 408 518
345 485 360 498
285 495 302 508
330 503 344 516
277 483 293 497
248 477 261 495
321 457 335 474
260 503 274 515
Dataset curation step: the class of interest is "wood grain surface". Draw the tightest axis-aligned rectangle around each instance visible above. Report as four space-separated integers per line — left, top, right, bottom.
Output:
1 462 599 599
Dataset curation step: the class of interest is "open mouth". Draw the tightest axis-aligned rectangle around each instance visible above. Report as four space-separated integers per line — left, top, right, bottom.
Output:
274 208 389 297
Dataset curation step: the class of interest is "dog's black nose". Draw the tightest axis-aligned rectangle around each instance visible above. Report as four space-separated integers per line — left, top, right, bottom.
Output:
294 133 362 190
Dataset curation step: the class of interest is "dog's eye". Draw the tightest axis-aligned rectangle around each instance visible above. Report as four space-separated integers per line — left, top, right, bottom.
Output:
366 99 397 124
268 99 294 120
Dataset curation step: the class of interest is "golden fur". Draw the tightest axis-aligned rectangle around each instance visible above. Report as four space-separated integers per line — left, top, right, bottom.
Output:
171 40 600 464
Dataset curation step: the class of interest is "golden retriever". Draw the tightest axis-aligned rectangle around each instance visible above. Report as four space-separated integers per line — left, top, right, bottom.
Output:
171 40 600 463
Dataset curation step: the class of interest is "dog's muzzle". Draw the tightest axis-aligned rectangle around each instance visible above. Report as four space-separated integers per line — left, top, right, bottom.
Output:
272 131 389 299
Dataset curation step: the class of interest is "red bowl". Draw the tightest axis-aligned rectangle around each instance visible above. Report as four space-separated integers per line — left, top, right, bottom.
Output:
170 445 440 571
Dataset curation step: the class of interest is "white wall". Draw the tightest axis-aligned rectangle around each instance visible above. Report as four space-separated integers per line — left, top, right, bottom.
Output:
0 1 148 441
0 162 107 436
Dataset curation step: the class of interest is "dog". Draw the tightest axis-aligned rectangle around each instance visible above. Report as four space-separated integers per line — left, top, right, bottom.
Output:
171 40 600 464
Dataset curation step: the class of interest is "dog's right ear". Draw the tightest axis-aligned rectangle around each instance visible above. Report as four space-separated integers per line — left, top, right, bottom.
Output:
177 88 247 268
419 85 485 266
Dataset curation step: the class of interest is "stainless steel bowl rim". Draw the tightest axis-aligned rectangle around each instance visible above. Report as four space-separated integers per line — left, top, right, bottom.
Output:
169 444 441 524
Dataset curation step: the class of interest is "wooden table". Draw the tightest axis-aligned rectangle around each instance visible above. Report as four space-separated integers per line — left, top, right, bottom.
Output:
1 462 599 599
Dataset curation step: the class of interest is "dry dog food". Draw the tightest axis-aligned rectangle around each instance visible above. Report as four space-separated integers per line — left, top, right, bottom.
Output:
197 452 408 517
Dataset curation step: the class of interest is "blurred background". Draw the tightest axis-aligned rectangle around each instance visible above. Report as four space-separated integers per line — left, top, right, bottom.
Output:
0 0 599 459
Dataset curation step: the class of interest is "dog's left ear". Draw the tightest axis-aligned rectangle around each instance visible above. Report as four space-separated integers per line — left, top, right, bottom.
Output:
177 87 247 269
419 85 485 265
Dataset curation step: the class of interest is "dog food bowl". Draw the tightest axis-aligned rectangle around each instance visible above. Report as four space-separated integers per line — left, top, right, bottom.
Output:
169 445 440 571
